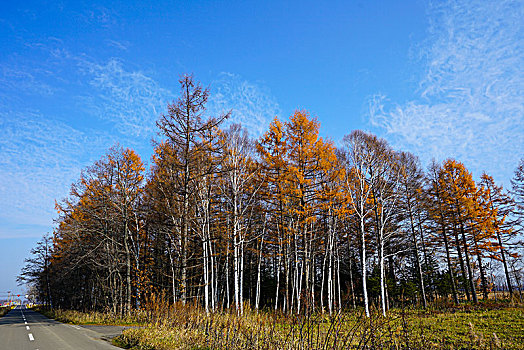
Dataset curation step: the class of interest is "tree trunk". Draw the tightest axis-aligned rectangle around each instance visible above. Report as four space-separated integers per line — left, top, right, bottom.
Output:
453 223 470 301
496 231 514 297
407 202 427 307
458 218 478 304
360 216 370 317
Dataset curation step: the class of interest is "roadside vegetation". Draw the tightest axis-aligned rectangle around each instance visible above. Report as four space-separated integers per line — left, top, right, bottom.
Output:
114 307 523 350
35 298 524 350
0 306 11 318
35 307 145 326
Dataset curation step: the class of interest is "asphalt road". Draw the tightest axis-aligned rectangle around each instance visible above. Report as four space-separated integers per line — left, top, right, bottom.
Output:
0 306 122 350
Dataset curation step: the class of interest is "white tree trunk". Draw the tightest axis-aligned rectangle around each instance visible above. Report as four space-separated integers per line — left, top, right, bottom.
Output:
361 216 370 317
379 238 386 317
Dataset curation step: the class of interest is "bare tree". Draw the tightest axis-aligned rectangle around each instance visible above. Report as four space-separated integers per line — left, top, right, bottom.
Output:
156 74 229 303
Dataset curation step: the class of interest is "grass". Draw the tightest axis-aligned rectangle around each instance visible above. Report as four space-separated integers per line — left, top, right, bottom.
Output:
112 307 523 350
409 307 523 348
0 306 12 318
34 299 524 350
35 307 146 325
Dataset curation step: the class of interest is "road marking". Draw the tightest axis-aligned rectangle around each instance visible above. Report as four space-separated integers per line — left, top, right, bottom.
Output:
28 333 34 341
71 325 82 330
26 326 30 330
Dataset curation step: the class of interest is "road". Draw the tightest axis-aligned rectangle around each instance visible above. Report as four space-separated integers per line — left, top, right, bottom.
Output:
0 306 122 350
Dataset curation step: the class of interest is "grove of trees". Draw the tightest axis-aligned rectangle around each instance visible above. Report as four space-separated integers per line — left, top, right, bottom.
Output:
20 75 524 316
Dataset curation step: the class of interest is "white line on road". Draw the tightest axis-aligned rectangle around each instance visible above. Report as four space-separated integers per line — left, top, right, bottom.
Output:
71 325 82 330
26 326 30 330
28 333 34 341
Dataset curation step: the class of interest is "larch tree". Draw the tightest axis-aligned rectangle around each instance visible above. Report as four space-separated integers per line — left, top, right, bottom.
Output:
256 117 290 311
155 74 229 303
283 111 338 314
480 173 520 297
108 147 145 313
398 151 428 308
437 160 479 304
425 160 459 304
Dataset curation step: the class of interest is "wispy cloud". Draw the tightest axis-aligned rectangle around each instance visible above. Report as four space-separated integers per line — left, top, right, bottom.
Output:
0 110 87 232
82 68 281 141
0 41 281 239
77 6 118 28
209 73 281 139
81 58 171 138
106 39 130 51
369 0 524 183
0 66 56 102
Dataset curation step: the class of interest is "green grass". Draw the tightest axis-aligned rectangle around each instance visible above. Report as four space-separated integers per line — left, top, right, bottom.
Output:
389 307 523 349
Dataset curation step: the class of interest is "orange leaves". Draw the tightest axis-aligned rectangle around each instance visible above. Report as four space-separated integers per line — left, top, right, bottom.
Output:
284 111 337 206
437 159 478 223
279 113 338 209
52 145 146 259
257 111 341 245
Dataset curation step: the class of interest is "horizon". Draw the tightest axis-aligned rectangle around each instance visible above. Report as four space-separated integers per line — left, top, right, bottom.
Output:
1 0 523 294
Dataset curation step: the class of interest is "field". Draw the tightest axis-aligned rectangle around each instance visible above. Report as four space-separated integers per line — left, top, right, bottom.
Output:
36 299 524 350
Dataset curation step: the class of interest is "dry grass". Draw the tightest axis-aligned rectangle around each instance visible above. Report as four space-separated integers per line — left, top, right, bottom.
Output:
35 307 147 325
0 306 11 318
112 301 524 350
34 297 524 349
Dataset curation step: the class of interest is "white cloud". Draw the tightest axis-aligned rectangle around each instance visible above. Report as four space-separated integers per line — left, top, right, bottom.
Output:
0 38 281 240
77 6 118 28
106 39 130 51
370 0 524 183
0 110 88 231
0 66 56 101
81 58 171 138
208 73 281 139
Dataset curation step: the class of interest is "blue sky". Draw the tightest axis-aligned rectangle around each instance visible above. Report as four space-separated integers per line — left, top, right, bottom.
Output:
0 0 522 295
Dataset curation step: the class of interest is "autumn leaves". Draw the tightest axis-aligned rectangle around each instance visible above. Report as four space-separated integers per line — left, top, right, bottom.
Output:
25 75 521 318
